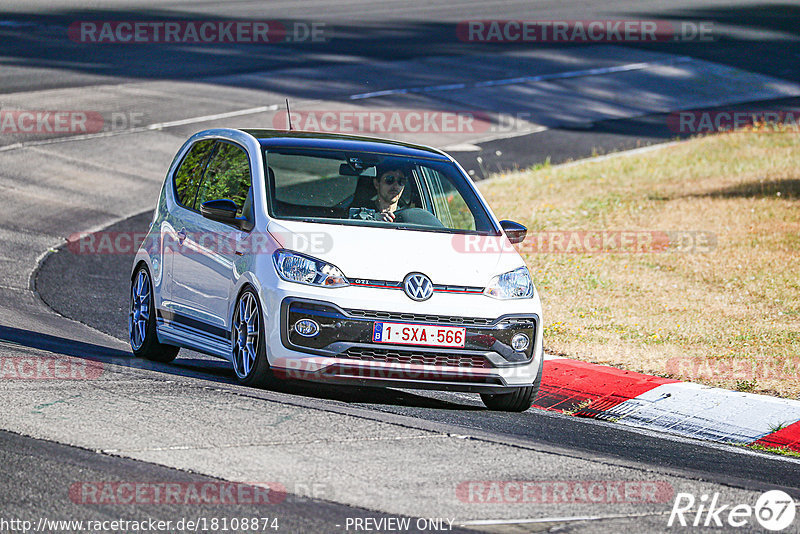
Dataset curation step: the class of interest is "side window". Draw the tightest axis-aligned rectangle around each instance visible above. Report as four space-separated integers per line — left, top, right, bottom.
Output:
194 142 252 216
419 166 476 231
173 140 216 208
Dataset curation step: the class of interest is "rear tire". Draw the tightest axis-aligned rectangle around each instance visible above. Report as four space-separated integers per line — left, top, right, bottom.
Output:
129 266 179 363
231 287 274 388
481 355 543 412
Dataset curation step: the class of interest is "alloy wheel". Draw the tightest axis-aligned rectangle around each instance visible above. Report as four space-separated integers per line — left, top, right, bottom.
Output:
129 269 150 351
232 291 260 379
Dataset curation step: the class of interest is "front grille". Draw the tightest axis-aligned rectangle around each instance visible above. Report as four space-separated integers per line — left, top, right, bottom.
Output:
344 347 491 368
345 309 495 326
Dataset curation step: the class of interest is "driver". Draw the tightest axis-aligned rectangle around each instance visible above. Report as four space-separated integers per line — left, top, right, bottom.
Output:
373 165 407 222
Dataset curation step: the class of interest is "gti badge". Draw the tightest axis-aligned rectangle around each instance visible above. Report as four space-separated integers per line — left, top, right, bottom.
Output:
403 272 433 301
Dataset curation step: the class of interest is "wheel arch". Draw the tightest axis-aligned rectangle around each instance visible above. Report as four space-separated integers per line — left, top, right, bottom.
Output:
132 259 149 280
228 273 265 330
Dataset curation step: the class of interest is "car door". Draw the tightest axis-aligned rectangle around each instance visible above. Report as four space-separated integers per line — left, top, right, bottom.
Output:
161 138 216 316
171 140 254 338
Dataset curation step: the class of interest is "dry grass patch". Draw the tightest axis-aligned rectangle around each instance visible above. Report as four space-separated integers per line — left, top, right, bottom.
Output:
480 131 800 398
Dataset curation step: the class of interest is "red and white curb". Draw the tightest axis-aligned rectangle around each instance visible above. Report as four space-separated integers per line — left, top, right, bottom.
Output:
533 355 800 453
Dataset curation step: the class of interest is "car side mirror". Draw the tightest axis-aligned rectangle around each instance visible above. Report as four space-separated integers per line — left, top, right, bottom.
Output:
499 220 527 244
200 199 253 231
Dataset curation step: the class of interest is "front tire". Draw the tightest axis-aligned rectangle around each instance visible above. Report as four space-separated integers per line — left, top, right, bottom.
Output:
129 266 179 363
231 288 273 387
481 355 543 412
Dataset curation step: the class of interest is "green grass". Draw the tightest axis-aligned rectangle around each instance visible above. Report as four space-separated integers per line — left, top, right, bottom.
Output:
746 443 800 458
480 130 800 397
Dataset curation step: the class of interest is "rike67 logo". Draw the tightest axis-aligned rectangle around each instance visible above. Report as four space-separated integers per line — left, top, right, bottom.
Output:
668 490 796 531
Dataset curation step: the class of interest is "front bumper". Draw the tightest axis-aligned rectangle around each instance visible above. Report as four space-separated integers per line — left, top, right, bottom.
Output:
270 297 542 392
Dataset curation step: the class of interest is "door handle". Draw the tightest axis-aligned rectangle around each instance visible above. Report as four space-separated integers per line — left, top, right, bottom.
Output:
177 228 187 244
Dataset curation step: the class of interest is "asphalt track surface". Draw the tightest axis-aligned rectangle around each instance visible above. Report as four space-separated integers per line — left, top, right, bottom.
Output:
0 430 474 534
3 1 800 532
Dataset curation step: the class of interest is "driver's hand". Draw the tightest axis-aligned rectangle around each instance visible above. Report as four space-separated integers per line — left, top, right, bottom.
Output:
379 210 395 222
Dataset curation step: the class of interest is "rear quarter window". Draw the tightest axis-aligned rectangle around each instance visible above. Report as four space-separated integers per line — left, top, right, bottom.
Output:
173 139 216 208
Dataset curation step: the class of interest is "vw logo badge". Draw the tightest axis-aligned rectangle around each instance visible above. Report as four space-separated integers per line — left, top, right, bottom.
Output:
403 273 433 301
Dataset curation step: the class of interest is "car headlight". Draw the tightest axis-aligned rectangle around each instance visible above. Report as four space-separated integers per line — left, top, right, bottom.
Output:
273 250 349 287
484 266 534 299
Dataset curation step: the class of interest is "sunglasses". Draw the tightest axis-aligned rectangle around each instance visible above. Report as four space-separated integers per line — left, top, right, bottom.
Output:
381 175 406 186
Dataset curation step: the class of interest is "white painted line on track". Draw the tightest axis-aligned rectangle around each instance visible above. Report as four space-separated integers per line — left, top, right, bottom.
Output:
145 105 279 129
440 143 482 152
349 56 694 100
460 511 672 526
101 432 453 454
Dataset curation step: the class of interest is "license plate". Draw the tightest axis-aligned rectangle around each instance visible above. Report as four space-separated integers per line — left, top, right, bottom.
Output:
372 322 465 348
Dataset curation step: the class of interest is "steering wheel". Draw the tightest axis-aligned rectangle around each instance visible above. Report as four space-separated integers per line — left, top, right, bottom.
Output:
393 208 444 227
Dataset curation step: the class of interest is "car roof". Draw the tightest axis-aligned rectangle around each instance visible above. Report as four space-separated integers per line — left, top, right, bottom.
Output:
241 129 452 161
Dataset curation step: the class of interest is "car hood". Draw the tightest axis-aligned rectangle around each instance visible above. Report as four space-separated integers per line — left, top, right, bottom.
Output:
267 219 524 287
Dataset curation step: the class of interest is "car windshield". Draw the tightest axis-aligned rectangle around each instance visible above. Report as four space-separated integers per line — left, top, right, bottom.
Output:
263 148 497 234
